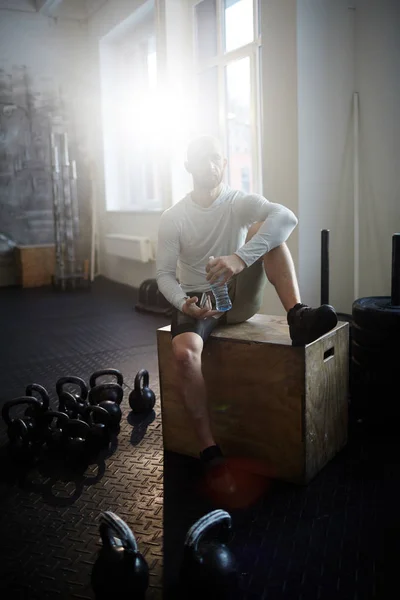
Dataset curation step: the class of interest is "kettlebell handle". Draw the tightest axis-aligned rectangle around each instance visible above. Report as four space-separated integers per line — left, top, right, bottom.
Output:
1 397 42 426
88 383 123 405
86 405 110 426
56 376 88 400
134 369 149 392
89 369 124 389
25 384 50 411
99 511 139 554
58 391 80 413
184 509 232 553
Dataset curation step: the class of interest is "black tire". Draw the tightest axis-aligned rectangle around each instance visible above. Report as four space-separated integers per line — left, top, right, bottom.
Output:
352 296 400 330
350 358 400 424
352 340 397 370
352 322 396 349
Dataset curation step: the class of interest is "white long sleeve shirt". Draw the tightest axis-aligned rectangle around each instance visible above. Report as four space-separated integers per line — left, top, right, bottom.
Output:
156 185 298 311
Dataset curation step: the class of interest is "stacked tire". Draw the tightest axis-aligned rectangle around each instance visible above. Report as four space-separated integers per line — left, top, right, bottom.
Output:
350 296 400 427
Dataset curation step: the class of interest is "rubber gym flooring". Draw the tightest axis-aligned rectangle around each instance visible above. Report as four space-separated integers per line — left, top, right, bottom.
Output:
0 277 390 599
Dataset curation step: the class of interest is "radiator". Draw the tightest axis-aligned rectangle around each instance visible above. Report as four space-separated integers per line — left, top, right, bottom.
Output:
104 234 155 263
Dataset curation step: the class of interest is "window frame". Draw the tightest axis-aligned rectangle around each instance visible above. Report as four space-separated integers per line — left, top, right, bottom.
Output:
192 0 262 194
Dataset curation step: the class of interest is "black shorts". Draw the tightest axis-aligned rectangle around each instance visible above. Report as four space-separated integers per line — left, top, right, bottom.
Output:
170 292 225 341
170 259 268 342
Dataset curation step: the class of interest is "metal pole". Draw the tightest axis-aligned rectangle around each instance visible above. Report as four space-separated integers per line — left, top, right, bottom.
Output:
391 233 400 307
321 229 329 306
353 92 360 300
50 132 65 288
61 132 76 282
70 159 80 239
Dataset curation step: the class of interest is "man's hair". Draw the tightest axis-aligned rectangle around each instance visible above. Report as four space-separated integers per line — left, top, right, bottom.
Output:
186 135 223 163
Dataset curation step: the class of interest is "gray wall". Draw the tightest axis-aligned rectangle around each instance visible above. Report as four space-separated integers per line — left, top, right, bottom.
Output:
0 9 90 247
297 0 355 312
356 0 400 299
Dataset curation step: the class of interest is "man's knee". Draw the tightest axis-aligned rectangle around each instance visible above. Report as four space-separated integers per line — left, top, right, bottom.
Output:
172 334 203 369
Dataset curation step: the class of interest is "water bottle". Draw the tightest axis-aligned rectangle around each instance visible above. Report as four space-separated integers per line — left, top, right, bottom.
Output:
208 256 232 312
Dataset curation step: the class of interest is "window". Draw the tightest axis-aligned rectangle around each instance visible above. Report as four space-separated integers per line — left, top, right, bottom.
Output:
193 0 261 194
99 1 162 212
121 33 158 210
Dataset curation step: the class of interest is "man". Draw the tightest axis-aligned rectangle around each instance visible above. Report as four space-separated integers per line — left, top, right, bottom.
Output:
156 135 337 471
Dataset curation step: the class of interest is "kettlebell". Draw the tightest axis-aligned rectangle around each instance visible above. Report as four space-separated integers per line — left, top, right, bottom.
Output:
58 390 88 420
86 405 111 452
24 383 50 418
41 410 70 453
89 369 124 404
1 397 44 458
56 376 89 415
89 383 123 407
91 510 149 600
63 418 91 464
128 369 155 414
180 509 239 600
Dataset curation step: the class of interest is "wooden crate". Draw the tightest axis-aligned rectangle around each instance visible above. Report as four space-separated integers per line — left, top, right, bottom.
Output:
16 244 56 288
157 314 349 484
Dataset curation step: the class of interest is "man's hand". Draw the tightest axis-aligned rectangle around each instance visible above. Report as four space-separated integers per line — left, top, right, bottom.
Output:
182 295 220 320
206 254 246 285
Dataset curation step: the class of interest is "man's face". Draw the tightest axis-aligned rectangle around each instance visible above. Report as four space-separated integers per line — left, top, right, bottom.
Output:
185 139 227 190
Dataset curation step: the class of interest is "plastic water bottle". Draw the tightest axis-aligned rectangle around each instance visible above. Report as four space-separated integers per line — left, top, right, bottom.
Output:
208 256 232 312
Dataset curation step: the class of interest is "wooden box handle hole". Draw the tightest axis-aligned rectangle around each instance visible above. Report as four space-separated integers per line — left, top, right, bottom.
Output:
324 346 335 362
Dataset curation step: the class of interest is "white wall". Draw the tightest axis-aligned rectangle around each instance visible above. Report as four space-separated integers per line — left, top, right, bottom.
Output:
0 8 89 89
259 0 299 316
355 0 400 299
297 0 355 313
0 7 92 155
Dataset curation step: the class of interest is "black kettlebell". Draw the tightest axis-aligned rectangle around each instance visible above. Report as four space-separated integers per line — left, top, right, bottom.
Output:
97 400 122 429
86 405 111 452
89 384 123 429
89 369 124 405
1 397 44 456
56 376 89 416
24 383 50 418
63 418 91 464
129 369 155 414
180 509 239 600
41 410 70 453
89 383 123 406
58 390 88 420
91 511 149 600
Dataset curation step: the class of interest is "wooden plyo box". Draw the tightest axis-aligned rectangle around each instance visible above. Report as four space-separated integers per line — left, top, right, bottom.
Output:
157 314 349 484
16 244 56 288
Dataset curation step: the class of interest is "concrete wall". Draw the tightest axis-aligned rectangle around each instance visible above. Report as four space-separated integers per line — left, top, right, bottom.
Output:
297 0 355 313
355 0 400 300
0 9 90 251
259 0 299 316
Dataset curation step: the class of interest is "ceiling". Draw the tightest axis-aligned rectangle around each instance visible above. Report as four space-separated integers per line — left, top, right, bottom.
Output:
0 0 109 20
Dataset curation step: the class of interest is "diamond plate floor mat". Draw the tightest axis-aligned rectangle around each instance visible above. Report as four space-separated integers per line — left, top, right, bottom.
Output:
0 278 167 600
163 426 387 600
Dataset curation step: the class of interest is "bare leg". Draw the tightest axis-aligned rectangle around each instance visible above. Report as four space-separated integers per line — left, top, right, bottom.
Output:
172 332 215 452
246 223 301 312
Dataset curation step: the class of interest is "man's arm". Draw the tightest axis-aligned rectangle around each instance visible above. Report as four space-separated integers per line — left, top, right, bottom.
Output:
234 194 298 267
156 212 187 311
